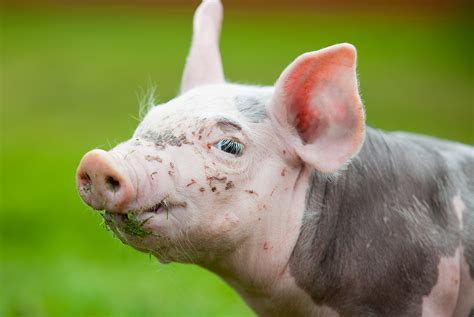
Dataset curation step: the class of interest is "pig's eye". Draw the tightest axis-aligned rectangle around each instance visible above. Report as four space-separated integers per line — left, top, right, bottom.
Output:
215 139 244 157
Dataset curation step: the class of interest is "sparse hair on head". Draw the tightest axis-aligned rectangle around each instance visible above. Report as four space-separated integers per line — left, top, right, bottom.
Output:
137 83 157 120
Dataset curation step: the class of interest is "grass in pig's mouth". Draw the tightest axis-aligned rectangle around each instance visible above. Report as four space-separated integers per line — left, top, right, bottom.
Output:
102 202 164 238
101 198 186 238
101 210 154 238
123 212 154 238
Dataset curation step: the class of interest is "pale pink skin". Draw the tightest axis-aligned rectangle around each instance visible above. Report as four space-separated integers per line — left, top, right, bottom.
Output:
76 1 472 316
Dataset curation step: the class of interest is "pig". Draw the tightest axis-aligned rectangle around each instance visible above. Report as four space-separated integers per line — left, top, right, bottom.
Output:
75 0 474 316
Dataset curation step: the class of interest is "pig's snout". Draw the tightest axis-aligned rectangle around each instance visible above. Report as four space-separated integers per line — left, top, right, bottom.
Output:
76 149 134 213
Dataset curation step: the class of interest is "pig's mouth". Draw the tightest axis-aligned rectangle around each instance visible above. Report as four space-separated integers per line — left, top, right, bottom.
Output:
141 202 164 214
135 197 187 217
101 198 190 264
102 197 187 239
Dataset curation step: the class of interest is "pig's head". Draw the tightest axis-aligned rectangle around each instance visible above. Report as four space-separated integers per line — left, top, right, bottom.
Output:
76 0 365 267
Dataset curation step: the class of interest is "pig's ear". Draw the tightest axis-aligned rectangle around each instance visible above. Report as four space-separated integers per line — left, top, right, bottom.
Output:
180 0 225 93
268 44 365 173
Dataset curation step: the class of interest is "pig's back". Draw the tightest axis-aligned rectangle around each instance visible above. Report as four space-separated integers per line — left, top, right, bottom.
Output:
391 131 474 284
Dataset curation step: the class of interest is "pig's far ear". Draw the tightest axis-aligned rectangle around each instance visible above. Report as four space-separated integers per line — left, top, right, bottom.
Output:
268 44 366 173
180 0 225 93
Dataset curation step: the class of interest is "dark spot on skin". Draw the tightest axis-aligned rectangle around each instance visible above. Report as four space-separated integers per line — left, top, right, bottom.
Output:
244 190 257 196
283 150 286 155
145 155 162 163
258 218 261 221
199 187 205 192
207 175 228 191
263 242 269 250
225 181 234 190
170 162 174 169
186 179 197 187
211 187 217 192
141 130 187 148
150 172 158 180
235 95 270 123
207 176 227 183
270 187 276 196
289 128 462 316
171 201 187 209
281 168 287 176
207 143 212 150
168 171 174 176
198 135 202 140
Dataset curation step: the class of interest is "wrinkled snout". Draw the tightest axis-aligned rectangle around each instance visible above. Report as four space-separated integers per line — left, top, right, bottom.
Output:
76 149 134 213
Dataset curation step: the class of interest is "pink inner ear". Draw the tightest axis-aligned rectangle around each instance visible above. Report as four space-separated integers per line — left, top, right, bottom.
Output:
284 46 358 144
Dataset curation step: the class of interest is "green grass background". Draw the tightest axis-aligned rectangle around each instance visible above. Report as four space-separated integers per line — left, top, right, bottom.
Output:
1 5 473 317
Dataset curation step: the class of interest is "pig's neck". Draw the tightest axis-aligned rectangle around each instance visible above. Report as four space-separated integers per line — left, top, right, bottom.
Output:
200 130 390 315
202 164 328 316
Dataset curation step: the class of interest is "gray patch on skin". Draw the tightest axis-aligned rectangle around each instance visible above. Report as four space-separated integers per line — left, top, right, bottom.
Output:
235 95 269 123
289 127 468 316
395 132 474 279
461 159 474 278
141 129 187 147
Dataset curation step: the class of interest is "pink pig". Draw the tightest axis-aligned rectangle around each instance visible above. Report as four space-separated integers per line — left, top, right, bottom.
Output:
76 1 474 316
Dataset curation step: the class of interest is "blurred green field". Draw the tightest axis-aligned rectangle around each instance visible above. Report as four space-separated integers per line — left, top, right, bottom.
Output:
1 5 473 317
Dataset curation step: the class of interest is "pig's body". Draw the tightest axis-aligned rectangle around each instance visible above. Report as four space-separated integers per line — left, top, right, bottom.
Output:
287 128 474 317
75 1 474 316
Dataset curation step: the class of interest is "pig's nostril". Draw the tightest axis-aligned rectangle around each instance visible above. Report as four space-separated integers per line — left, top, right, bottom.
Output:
79 173 92 192
105 176 121 193
81 173 91 182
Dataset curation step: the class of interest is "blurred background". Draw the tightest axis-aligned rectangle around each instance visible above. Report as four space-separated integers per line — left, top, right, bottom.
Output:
1 0 473 316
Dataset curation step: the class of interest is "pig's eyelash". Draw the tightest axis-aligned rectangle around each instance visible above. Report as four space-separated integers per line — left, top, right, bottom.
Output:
215 139 244 157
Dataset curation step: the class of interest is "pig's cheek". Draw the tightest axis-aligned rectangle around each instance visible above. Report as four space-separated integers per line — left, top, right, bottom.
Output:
193 211 242 248
143 215 180 235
